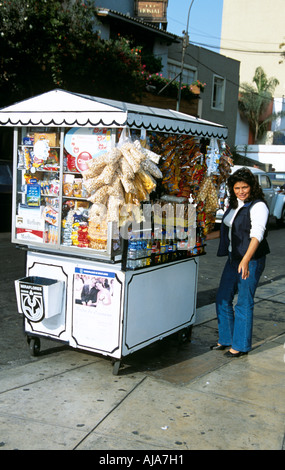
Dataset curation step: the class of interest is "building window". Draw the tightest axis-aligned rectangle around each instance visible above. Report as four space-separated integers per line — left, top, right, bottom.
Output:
212 75 225 111
168 60 197 85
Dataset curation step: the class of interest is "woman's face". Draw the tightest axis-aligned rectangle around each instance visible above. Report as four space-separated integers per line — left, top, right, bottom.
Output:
233 181 251 201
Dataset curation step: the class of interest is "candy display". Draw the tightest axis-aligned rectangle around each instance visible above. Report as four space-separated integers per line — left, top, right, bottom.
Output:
148 133 233 240
15 124 233 261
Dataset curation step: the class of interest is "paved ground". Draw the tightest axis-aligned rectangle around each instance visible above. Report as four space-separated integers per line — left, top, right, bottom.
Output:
0 224 284 450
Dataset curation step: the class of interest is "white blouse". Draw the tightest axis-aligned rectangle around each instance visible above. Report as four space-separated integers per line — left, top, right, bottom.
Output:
223 199 269 252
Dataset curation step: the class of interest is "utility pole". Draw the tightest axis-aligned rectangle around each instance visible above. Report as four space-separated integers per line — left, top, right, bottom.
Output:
176 0 195 112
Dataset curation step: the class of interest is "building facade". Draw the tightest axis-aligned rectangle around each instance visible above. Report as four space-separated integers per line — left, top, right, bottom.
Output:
221 0 285 168
94 0 240 147
221 0 285 98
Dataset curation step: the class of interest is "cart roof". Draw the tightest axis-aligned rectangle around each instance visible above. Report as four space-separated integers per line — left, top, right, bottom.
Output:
0 89 228 139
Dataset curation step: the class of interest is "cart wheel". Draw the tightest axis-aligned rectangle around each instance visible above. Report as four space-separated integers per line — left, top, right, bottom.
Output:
112 360 121 376
177 326 192 344
29 338 41 357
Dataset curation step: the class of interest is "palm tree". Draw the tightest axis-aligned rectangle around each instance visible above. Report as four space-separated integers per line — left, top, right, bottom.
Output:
238 67 283 143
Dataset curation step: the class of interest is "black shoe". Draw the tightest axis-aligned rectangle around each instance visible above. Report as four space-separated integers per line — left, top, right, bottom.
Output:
224 350 248 358
210 344 229 351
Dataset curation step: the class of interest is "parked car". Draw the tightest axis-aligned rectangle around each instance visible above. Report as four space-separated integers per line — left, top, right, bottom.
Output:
0 159 13 232
267 171 285 191
216 165 285 225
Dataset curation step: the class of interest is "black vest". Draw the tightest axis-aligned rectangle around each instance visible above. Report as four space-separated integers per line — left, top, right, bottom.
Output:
217 200 270 260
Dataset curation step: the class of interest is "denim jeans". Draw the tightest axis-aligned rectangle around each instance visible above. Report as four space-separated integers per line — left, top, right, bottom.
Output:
216 255 266 352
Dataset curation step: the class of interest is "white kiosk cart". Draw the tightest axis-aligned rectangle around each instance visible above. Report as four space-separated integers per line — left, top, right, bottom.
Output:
0 90 228 374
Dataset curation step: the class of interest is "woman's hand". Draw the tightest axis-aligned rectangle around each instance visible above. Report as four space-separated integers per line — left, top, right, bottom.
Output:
206 230 220 241
239 237 260 280
238 259 250 279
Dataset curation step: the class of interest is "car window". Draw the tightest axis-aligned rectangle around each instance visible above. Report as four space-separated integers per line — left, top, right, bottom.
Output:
268 173 285 180
259 175 271 189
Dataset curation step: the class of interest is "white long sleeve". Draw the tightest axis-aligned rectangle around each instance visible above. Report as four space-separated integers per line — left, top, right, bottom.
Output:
249 201 269 242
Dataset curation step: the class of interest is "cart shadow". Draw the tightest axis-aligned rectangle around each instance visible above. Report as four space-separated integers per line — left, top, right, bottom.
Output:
116 323 220 377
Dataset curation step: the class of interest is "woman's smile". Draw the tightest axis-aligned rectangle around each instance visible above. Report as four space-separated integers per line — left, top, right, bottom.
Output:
233 181 251 201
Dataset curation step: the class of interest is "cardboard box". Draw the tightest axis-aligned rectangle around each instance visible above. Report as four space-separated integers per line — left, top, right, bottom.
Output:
16 227 45 243
16 213 46 243
34 132 59 147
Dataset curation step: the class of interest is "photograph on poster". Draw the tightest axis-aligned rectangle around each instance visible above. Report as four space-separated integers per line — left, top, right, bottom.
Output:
72 268 122 353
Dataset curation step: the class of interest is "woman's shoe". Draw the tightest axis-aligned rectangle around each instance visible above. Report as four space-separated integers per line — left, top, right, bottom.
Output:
224 350 248 358
210 344 229 351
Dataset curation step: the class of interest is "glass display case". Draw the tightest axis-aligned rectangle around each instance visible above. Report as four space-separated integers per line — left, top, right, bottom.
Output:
13 126 121 261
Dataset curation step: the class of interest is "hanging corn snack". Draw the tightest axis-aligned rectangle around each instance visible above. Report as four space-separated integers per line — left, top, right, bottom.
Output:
137 169 156 194
82 147 121 179
133 139 161 164
119 170 136 194
88 185 109 205
119 155 135 180
134 173 149 202
196 176 219 213
120 143 141 173
141 158 163 179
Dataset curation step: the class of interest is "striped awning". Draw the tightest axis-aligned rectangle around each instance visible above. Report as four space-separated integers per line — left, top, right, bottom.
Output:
0 89 228 139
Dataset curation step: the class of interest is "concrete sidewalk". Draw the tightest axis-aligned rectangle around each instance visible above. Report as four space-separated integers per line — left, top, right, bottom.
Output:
0 277 284 451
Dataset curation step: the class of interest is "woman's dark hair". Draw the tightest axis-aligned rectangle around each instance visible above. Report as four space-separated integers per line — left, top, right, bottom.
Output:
227 167 266 208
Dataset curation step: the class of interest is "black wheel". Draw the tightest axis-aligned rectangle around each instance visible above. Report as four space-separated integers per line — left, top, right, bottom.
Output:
29 337 41 357
112 360 121 376
177 326 193 344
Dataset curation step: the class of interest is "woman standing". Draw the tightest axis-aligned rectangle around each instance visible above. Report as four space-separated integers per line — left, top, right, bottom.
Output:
208 167 270 357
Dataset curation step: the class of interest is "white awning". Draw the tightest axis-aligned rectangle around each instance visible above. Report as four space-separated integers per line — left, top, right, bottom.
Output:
0 89 228 139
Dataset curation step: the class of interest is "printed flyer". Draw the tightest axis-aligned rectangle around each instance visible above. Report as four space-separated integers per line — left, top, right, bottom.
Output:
72 267 122 353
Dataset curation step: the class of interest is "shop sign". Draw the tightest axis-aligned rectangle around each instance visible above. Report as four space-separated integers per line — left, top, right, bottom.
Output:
137 1 166 20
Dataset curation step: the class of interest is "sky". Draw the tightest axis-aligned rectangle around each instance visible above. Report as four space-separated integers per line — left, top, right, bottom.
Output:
166 0 224 52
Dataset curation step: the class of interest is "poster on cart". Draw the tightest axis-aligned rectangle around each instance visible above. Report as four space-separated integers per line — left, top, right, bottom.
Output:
72 267 122 354
64 127 113 172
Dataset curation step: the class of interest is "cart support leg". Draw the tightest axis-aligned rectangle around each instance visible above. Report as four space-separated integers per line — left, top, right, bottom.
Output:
112 360 121 375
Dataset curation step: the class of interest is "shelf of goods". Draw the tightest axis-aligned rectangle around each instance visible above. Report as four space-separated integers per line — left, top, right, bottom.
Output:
0 90 231 374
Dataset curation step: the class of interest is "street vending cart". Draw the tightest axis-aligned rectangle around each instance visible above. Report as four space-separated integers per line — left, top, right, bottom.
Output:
0 89 229 374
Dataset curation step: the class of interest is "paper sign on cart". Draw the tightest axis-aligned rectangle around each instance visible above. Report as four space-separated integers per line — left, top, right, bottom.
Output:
72 267 122 354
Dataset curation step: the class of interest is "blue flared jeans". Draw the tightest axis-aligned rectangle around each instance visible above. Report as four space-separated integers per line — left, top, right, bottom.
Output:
216 255 266 352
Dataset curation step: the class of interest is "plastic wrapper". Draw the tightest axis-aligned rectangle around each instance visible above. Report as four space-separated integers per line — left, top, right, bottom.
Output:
107 195 120 222
134 174 149 202
82 148 121 179
88 217 108 251
88 185 109 205
120 144 141 173
89 203 107 224
137 169 156 194
119 170 136 194
83 163 118 195
141 158 163 179
83 177 103 195
108 174 125 202
195 176 219 213
119 155 135 180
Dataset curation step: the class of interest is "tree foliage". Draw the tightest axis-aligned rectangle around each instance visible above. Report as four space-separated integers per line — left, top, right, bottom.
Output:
238 66 283 143
0 0 146 106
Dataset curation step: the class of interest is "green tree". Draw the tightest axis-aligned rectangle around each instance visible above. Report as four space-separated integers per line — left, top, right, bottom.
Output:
0 0 146 105
238 66 283 143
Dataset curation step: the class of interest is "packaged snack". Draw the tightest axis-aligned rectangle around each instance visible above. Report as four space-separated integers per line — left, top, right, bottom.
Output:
73 179 83 198
67 153 78 172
